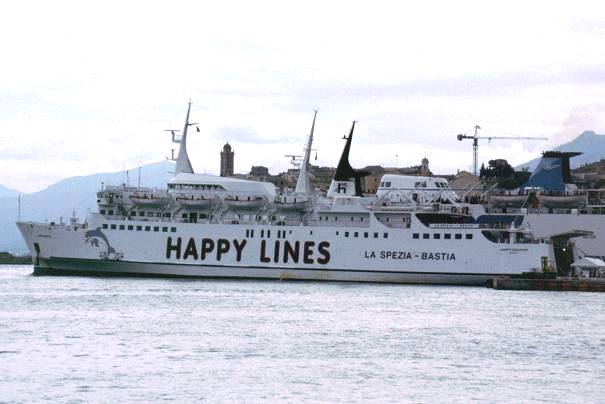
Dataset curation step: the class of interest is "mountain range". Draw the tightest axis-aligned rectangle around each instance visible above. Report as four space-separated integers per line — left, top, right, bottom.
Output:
0 185 19 198
517 131 605 171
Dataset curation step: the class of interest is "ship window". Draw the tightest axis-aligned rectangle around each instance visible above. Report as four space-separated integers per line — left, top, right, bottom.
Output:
455 234 462 240
267 230 271 238
171 227 176 233
354 232 358 238
153 226 159 232
345 232 349 237
289 230 292 235
423 233 429 239
102 224 108 229
386 217 389 222
277 230 281 238
444 233 451 239
128 225 134 231
364 232 368 238
250 230 254 238
246 229 250 237
139 211 144 216
110 224 116 230
319 217 322 221
108 210 114 215
351 217 354 221
466 234 473 240
309 231 313 235
413 233 419 239
100 209 106 215
119 225 125 230
261 230 264 238
147 212 154 217
385 182 391 187
336 231 339 235
360 217 363 221
136 226 142 231
433 233 440 239
182 213 187 218
145 226 150 231
383 233 388 239
335 217 338 221
374 232 379 238
162 227 168 232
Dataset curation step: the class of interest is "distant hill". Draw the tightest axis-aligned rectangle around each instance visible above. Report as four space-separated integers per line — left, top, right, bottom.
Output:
517 131 605 172
0 160 175 253
0 184 19 198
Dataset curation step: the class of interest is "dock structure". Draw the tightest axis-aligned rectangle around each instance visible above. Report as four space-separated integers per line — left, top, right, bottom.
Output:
491 277 605 292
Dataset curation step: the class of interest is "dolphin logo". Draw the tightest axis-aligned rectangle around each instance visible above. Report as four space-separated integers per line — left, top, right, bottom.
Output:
85 227 118 259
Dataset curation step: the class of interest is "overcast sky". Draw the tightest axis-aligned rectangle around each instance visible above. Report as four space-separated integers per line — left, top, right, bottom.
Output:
1 0 605 193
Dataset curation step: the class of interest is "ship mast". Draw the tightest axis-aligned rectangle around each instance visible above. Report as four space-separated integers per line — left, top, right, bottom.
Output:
294 110 317 195
174 101 196 175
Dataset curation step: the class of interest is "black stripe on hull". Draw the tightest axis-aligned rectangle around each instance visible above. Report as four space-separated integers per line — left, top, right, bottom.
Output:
31 257 515 286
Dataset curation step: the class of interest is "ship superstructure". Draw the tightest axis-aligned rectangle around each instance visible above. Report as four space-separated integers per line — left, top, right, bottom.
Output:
17 104 559 285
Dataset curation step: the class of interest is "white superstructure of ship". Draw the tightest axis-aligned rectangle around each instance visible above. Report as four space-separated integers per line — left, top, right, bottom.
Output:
17 102 563 285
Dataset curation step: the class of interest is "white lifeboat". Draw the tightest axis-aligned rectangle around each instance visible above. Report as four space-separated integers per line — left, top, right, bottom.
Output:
130 193 170 207
224 195 266 210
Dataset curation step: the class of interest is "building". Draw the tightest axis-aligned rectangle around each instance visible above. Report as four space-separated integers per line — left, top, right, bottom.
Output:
220 143 234 177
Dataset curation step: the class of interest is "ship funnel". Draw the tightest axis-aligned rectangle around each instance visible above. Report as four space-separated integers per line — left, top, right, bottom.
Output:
327 121 369 197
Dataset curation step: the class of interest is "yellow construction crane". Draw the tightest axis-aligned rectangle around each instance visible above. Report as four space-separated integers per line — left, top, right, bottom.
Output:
457 125 548 176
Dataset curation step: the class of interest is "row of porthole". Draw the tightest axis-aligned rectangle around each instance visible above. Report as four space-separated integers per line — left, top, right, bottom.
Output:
413 233 472 240
102 223 177 233
336 231 388 239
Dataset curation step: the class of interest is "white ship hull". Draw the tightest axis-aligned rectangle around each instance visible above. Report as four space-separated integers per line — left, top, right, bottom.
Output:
17 215 550 286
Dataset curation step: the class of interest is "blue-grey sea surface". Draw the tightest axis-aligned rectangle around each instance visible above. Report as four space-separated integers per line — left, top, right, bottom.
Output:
1 265 604 403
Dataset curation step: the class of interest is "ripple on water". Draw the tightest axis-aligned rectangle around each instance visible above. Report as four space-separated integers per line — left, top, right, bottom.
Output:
0 265 604 402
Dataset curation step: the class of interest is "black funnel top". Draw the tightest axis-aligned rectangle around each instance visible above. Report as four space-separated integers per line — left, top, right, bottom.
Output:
333 121 369 196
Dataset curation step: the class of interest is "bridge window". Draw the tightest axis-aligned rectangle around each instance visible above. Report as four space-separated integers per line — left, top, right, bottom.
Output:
345 232 349 237
433 233 440 239
455 234 462 240
374 232 379 238
153 226 159 232
383 233 388 239
354 232 358 238
162 227 168 232
102 224 108 229
100 209 106 215
128 225 134 231
423 233 429 239
466 234 473 240
171 227 176 233
110 224 116 230
444 233 451 239
108 210 114 215
364 232 368 238
145 226 150 231
136 226 142 231
413 233 419 239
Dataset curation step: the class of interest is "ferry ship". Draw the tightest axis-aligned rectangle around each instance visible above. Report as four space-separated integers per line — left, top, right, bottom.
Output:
17 103 561 285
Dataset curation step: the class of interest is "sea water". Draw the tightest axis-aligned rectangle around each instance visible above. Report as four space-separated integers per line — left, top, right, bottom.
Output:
1 265 604 403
